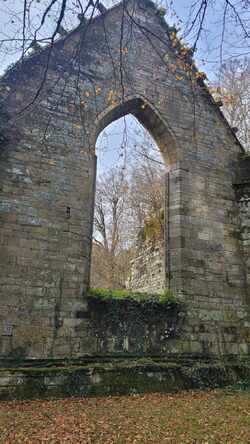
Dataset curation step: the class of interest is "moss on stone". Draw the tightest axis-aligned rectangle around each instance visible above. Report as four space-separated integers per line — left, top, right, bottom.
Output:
86 287 177 304
0 359 250 400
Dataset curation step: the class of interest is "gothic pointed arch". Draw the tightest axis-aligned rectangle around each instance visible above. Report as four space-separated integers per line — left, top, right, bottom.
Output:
94 96 178 165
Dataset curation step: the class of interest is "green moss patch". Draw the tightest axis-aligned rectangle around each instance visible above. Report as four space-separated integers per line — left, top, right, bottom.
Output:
0 359 249 401
86 287 177 305
84 289 183 354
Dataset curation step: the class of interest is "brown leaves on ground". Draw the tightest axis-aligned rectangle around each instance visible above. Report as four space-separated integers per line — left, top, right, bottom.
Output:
0 389 249 443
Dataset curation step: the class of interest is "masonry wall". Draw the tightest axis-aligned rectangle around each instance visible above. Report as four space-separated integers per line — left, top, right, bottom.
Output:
235 157 250 301
0 0 249 359
0 52 97 357
127 240 165 293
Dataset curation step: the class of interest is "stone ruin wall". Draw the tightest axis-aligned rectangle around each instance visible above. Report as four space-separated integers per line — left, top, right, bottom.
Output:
235 157 250 301
128 158 250 303
0 0 249 360
127 240 165 293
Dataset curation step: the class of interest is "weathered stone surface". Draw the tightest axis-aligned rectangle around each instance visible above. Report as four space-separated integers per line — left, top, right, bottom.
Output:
0 0 249 361
0 358 250 400
127 240 165 293
235 156 250 302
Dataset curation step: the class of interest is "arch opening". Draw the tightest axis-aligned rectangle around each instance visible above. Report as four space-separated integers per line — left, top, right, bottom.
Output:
94 97 177 166
90 100 174 293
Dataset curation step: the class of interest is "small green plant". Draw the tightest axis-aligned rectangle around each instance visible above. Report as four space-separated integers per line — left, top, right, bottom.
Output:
86 287 149 301
138 210 164 243
86 287 176 304
158 288 175 304
157 6 167 17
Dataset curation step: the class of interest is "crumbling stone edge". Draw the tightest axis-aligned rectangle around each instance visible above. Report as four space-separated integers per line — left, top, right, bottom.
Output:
0 357 249 400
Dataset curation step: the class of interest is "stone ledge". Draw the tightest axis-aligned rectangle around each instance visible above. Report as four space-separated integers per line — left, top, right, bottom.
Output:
0 357 249 400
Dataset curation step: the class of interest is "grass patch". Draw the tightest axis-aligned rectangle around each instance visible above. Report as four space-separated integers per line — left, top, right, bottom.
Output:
86 287 176 304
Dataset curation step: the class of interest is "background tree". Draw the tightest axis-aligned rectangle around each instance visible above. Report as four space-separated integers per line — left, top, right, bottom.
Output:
91 133 166 289
91 167 131 288
128 143 165 245
212 57 250 150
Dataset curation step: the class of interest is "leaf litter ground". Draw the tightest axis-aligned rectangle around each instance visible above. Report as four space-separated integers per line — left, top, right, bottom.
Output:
0 389 249 443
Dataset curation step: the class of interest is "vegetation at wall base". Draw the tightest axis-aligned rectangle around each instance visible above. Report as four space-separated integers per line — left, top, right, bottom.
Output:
86 287 177 305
